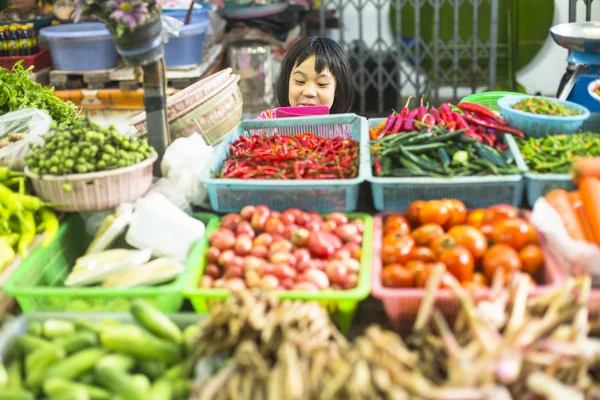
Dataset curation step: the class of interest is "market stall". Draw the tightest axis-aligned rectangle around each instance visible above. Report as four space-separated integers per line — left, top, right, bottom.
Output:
3 2 600 398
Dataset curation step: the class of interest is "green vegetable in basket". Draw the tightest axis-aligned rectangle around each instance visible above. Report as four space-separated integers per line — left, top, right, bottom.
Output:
517 133 600 173
25 119 155 176
513 97 581 116
370 128 521 177
0 62 80 126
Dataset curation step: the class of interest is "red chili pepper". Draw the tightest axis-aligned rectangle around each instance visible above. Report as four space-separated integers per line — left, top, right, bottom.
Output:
382 114 397 135
430 107 445 126
389 115 405 135
403 108 419 131
461 112 525 138
440 103 454 125
497 144 509 151
400 95 414 118
375 155 382 176
417 97 427 120
457 102 507 126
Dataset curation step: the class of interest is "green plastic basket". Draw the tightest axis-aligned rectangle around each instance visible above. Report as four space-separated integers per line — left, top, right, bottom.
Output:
183 213 374 334
460 91 522 112
3 213 219 314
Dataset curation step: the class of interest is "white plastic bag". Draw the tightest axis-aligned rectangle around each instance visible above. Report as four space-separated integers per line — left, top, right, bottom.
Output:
147 133 213 211
0 109 51 171
125 192 206 262
530 198 600 284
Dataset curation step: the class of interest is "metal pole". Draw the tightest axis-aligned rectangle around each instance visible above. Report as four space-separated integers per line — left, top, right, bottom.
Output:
142 58 170 177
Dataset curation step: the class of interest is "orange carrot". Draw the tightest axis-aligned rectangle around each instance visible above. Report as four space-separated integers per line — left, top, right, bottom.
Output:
545 189 588 242
579 177 600 245
369 121 387 140
568 190 593 242
571 157 600 184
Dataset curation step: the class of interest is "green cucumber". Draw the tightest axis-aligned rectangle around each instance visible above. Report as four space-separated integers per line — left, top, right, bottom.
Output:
130 300 183 344
47 386 88 400
172 379 188 400
53 331 98 354
16 334 51 353
0 363 8 388
73 320 100 334
44 377 111 400
100 325 181 365
0 388 35 400
131 374 151 393
149 379 172 400
25 346 65 389
94 367 146 400
183 325 200 354
96 354 136 372
26 322 42 337
43 320 76 339
7 359 22 390
138 359 166 380
43 348 107 381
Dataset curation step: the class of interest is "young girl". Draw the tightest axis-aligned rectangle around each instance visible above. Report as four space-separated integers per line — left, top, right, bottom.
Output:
258 36 355 119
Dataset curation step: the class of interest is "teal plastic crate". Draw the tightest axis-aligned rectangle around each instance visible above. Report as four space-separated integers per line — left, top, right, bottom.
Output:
183 213 373 334
509 137 577 207
367 118 526 210
3 213 219 313
203 114 369 213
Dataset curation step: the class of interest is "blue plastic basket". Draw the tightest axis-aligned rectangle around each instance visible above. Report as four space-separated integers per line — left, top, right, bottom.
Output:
498 96 591 138
204 114 369 213
367 119 526 211
40 22 118 72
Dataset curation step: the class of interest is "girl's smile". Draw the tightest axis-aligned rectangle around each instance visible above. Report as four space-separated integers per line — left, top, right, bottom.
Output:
288 55 337 109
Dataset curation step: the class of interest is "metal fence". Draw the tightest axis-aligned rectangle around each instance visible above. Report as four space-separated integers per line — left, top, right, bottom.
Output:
314 0 499 115
569 0 597 22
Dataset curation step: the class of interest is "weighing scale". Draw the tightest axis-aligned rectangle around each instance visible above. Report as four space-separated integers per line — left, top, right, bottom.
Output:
551 22 600 113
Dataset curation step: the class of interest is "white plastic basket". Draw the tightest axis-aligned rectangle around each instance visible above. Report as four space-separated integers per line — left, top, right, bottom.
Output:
24 153 157 212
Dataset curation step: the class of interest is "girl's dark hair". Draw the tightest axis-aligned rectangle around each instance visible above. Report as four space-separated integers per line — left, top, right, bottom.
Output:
276 37 355 114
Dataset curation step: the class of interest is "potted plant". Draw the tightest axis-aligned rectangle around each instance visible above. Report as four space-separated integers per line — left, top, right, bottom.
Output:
73 0 164 66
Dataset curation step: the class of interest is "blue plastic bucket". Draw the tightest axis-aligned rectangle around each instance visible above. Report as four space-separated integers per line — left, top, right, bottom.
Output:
164 20 210 68
162 2 213 24
40 22 118 72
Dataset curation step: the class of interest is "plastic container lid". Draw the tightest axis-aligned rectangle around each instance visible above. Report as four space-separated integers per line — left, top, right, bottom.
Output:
170 19 210 37
40 22 111 40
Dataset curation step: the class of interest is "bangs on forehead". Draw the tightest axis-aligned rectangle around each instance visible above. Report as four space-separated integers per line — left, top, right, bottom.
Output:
293 38 332 74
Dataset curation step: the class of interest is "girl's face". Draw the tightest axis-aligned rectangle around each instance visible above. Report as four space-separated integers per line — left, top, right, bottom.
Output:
288 55 336 109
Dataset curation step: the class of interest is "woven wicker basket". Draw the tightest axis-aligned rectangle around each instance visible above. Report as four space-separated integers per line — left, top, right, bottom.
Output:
131 68 243 145
24 153 157 212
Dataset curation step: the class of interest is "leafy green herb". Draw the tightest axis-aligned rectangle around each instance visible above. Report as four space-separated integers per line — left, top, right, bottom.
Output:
0 61 81 126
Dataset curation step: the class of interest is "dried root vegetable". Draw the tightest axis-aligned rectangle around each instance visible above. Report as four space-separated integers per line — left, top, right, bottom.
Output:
190 274 600 400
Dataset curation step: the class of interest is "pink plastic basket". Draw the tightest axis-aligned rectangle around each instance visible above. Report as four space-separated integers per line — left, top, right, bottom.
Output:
371 211 566 333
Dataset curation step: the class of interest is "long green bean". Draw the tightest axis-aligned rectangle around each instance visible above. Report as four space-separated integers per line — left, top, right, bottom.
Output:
516 133 600 174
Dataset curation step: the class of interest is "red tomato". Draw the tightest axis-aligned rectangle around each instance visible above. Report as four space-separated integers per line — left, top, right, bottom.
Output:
430 234 457 256
482 244 522 281
439 246 474 283
381 264 414 288
409 246 437 262
447 225 488 261
442 199 467 229
411 224 444 246
482 204 518 226
381 235 415 265
419 200 451 226
384 215 411 236
406 201 426 227
490 218 532 250
466 209 486 228
519 244 544 277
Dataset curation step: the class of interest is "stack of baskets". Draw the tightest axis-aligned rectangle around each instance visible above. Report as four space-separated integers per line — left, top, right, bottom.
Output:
131 68 243 145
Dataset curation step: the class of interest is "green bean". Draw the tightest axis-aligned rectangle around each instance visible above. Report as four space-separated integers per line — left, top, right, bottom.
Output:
516 132 600 174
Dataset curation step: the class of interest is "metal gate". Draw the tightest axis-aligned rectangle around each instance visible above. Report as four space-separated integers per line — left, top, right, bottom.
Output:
314 0 499 115
569 0 597 22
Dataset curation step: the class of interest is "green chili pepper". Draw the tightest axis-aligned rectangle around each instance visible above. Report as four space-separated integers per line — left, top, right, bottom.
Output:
17 211 35 257
39 208 59 248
